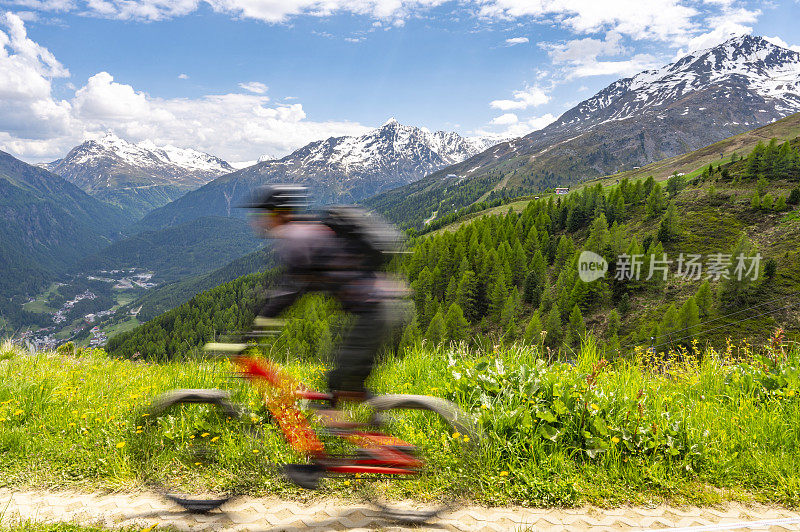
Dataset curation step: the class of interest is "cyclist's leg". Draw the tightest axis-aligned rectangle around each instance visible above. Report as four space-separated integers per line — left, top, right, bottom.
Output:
327 300 389 400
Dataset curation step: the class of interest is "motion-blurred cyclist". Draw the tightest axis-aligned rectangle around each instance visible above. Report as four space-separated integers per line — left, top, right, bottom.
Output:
244 185 405 422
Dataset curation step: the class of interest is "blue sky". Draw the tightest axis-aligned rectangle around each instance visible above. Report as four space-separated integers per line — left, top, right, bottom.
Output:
0 0 799 163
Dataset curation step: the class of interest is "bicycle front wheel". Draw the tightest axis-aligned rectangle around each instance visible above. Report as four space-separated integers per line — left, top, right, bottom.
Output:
357 394 477 523
130 389 271 512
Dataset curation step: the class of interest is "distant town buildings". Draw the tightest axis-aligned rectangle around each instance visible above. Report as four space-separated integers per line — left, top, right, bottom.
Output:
555 187 570 195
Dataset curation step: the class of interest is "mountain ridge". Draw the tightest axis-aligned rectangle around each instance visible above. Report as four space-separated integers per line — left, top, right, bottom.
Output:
136 120 504 230
367 35 800 228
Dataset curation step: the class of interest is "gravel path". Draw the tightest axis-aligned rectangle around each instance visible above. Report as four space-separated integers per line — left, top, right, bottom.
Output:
2 489 800 531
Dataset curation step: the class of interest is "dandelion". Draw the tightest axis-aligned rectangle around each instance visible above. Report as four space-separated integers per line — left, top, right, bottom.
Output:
211 436 220 442
463 436 470 443
116 441 126 449
611 436 620 444
201 432 210 438
344 480 351 486
452 432 460 439
252 449 259 454
499 471 509 477
68 422 76 427
590 404 600 411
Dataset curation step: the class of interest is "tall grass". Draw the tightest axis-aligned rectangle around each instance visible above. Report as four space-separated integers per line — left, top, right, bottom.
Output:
1 336 799 507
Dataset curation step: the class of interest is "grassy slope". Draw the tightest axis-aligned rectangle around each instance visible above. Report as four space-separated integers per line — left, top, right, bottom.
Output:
2 339 800 507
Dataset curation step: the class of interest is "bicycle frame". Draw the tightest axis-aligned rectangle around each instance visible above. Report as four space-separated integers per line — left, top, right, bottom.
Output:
231 353 423 476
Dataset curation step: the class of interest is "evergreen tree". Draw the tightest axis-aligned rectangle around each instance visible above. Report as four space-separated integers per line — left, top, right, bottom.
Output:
455 270 478 322
523 310 543 345
677 297 701 341
444 303 470 343
750 191 761 210
425 310 446 345
544 305 562 348
607 309 621 338
523 249 547 305
657 203 678 242
761 193 774 211
567 304 586 347
695 280 713 318
645 183 665 218
789 188 800 205
775 195 788 212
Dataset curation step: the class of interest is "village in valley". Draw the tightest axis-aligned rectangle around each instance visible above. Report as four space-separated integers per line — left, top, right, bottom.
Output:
18 269 155 351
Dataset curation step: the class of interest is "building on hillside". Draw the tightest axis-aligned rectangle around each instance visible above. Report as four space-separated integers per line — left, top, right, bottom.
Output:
555 187 569 195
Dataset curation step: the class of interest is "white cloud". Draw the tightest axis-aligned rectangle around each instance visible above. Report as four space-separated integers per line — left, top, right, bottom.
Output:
0 12 72 140
490 113 518 125
0 13 371 162
478 0 700 44
674 4 760 55
490 85 550 110
238 81 267 94
178 73 188 79
505 36 528 45
765 35 800 54
542 31 659 79
16 0 450 22
477 113 557 138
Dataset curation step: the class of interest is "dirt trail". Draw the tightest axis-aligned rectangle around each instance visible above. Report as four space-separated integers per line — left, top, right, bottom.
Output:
2 489 800 531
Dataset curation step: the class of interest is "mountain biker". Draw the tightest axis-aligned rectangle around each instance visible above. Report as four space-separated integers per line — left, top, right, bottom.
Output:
244 184 397 418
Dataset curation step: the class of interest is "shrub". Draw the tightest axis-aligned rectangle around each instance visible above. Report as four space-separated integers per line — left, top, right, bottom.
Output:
56 341 75 356
789 188 800 206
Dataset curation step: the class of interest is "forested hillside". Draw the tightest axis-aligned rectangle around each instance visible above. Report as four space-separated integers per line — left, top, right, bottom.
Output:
108 137 800 360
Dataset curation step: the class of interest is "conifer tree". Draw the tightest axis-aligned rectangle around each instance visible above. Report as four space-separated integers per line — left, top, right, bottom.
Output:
444 303 470 343
425 310 446 345
695 280 713 317
523 310 543 345
567 304 586 347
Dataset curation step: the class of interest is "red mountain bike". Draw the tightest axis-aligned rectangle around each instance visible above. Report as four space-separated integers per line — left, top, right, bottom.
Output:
131 340 476 522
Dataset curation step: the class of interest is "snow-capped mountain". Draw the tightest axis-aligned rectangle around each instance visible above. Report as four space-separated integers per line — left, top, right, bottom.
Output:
44 133 235 219
367 35 800 227
137 120 503 230
556 35 800 132
268 118 496 183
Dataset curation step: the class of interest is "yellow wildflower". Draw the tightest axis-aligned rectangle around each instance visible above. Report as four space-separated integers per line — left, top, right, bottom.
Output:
201 432 210 438
499 471 509 477
116 442 126 449
590 404 600 411
211 436 220 442
452 432 460 439
611 437 620 444
13 409 23 416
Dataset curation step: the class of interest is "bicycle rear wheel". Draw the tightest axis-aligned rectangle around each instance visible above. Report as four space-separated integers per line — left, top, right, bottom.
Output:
356 394 477 523
130 389 270 512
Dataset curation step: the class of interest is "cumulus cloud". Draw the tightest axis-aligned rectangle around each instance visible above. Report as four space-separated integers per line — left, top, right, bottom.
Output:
0 13 370 162
490 113 518 125
178 73 188 79
674 3 760 55
505 36 528 45
542 31 659 79
490 85 550 111
238 81 267 94
477 113 557 138
478 0 700 44
0 12 72 140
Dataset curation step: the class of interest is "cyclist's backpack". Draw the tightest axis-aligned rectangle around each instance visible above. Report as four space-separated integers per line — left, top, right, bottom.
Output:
322 206 406 269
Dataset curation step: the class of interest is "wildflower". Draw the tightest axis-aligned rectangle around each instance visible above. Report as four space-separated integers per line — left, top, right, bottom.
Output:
452 432 460 439
201 432 210 438
344 480 351 486
136 430 143 434
141 523 158 532
211 436 220 442
252 449 259 454
590 404 600 411
611 437 620 444
13 409 23 416
1 399 12 405
499 471 509 477
68 422 76 427
463 436 470 443
116 442 126 449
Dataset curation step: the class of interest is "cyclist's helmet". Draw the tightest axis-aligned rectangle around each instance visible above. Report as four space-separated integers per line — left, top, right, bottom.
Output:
243 184 308 213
